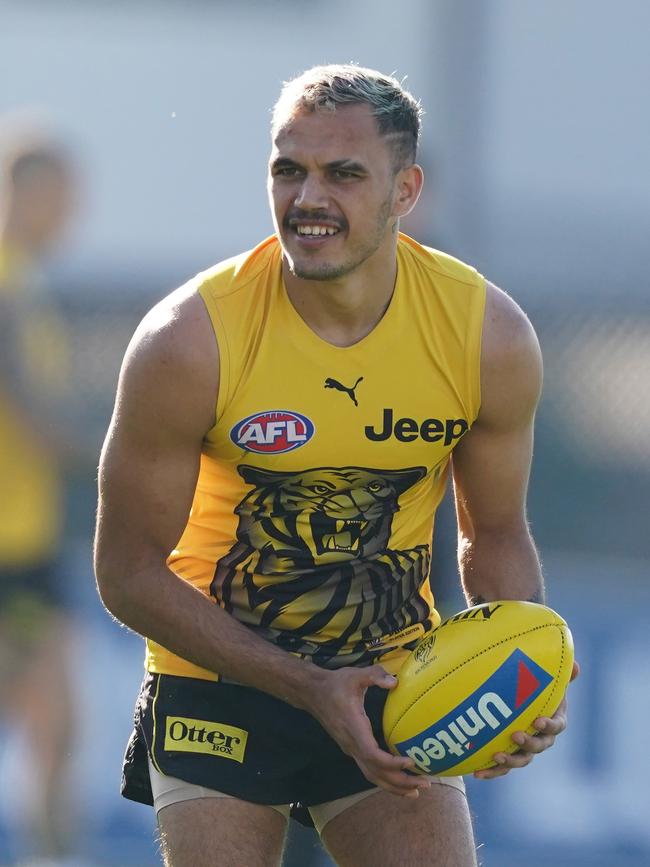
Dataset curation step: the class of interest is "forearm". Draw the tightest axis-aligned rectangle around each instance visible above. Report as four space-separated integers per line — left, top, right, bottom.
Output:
97 563 325 710
457 525 545 606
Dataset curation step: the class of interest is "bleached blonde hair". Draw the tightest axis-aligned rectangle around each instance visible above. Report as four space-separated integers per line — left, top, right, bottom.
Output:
272 64 422 171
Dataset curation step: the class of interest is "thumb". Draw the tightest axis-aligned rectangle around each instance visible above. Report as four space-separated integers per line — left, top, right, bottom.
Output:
368 665 398 690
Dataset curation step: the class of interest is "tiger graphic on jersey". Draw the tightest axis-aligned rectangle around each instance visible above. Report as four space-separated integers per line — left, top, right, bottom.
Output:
210 464 432 667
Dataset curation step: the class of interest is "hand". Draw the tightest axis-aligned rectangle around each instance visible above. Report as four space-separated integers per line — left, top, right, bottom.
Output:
474 660 580 780
304 665 432 799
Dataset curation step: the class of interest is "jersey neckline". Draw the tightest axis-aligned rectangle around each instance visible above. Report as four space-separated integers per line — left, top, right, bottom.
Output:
273 244 404 354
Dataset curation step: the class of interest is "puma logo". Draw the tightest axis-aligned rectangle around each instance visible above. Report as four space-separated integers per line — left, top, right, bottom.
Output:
324 376 364 406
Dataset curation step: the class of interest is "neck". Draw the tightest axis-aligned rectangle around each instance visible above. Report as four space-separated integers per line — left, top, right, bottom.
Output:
282 231 399 348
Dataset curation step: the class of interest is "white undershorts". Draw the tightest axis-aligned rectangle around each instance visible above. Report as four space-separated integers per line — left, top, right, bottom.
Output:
148 758 466 836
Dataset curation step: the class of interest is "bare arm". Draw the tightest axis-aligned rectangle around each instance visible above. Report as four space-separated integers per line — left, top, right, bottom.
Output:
94 288 320 705
453 281 577 778
452 281 544 605
94 287 423 797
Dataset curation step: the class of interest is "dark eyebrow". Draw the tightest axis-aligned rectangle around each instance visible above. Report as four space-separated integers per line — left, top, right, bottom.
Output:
270 157 303 171
270 157 369 174
326 159 368 174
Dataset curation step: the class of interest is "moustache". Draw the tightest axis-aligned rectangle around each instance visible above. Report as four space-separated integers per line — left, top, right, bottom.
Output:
284 211 347 232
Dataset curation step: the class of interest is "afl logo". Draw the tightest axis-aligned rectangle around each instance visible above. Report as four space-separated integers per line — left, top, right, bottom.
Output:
414 633 436 665
230 410 315 454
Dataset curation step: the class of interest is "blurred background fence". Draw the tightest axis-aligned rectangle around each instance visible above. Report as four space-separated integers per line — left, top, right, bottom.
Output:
1 1 648 865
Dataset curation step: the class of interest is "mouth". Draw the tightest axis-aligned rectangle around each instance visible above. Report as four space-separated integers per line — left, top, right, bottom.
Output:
311 515 369 555
286 220 343 247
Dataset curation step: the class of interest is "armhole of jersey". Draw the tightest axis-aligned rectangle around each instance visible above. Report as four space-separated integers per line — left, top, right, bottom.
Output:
468 275 487 424
197 282 230 426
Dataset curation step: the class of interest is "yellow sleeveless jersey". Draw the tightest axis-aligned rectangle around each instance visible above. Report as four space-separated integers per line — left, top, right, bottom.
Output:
0 245 65 566
146 234 486 679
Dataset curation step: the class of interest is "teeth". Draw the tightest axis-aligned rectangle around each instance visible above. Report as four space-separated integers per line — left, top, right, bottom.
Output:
297 225 338 236
331 519 368 531
327 540 353 551
325 531 355 550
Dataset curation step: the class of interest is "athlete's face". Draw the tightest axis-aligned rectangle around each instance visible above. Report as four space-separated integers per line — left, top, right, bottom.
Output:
268 104 417 282
14 162 76 252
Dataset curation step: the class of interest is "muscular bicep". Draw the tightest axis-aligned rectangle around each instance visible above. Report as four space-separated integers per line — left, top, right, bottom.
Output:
95 290 218 591
452 412 536 537
97 395 202 575
452 282 543 537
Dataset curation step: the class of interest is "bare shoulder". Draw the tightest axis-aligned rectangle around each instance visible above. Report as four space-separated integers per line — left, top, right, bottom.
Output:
482 281 541 369
478 281 543 428
114 282 219 439
129 282 216 371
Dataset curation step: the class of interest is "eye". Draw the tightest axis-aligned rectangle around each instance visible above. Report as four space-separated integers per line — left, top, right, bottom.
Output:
310 484 331 495
331 169 360 180
367 481 384 493
273 165 303 178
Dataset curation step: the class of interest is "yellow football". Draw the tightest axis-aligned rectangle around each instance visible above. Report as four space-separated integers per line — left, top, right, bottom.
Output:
383 600 574 776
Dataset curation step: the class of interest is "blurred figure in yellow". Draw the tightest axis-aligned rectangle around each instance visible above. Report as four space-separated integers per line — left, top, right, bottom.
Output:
0 124 79 864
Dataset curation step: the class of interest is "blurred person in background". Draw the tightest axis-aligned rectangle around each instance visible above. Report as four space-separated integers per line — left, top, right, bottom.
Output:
0 123 82 865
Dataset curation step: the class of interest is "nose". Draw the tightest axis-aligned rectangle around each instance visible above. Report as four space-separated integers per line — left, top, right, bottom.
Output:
294 173 329 211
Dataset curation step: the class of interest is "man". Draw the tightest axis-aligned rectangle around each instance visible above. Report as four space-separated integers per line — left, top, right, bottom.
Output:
95 65 576 867
0 127 78 860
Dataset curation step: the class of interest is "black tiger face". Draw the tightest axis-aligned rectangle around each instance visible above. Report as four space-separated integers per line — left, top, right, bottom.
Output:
234 464 426 570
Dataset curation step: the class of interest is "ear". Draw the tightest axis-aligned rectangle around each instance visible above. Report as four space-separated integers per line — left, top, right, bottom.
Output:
238 464 299 489
393 163 424 218
376 465 428 496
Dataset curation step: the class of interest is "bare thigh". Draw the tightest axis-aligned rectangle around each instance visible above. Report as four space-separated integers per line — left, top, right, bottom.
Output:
157 796 288 867
322 785 478 867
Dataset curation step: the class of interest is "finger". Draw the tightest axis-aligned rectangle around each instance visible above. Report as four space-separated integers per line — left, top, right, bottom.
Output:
491 749 535 770
372 781 424 798
374 771 431 794
355 773 420 798
357 741 418 776
531 711 567 736
381 762 431 788
474 766 511 780
355 753 412 783
356 754 427 789
334 699 388 756
530 665 576 735
365 666 398 690
355 745 432 791
511 730 556 754
335 684 423 791
359 762 432 796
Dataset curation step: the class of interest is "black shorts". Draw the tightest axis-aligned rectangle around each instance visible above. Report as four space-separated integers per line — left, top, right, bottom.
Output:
122 672 390 812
